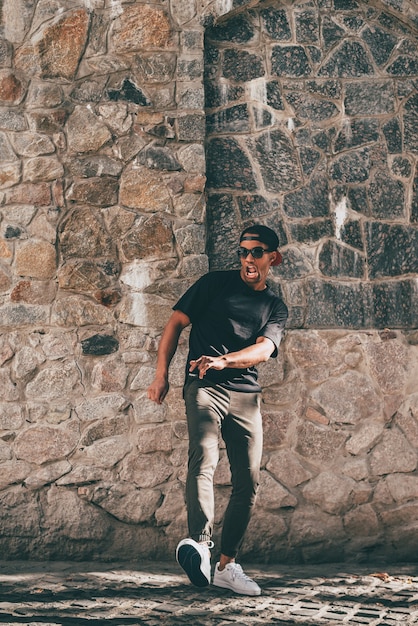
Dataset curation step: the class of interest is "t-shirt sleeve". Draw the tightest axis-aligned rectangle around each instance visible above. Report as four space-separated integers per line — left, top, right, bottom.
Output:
259 298 288 358
172 273 211 321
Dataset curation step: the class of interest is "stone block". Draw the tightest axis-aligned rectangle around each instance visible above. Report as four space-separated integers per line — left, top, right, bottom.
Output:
296 420 347 463
271 45 312 77
253 129 302 192
261 7 291 40
119 164 172 212
120 451 173 489
223 49 264 82
366 222 418 278
283 176 329 218
370 429 417 476
206 138 256 191
303 471 356 515
404 93 418 154
66 106 111 154
206 103 250 135
319 240 365 278
14 424 79 465
111 5 173 53
319 40 374 77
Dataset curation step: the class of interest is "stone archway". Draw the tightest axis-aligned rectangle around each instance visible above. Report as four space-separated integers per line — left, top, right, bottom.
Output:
203 0 418 330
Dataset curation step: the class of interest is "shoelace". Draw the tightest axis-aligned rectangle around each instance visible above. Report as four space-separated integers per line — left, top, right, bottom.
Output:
227 563 253 583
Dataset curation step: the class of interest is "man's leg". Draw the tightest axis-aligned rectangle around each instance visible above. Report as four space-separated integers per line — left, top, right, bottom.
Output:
177 381 228 586
212 390 263 596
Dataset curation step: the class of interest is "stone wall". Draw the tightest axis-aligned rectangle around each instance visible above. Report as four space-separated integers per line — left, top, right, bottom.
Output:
0 0 418 564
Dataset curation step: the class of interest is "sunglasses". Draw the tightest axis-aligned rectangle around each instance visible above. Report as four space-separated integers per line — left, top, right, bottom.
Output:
237 246 272 260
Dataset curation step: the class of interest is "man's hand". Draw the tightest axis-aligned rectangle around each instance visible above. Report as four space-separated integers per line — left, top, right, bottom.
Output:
189 355 227 379
147 376 169 405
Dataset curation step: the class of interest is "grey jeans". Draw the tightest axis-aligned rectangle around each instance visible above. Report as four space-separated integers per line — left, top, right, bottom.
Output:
183 378 263 558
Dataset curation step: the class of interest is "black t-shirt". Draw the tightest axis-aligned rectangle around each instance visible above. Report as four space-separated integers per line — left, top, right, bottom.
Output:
173 270 288 392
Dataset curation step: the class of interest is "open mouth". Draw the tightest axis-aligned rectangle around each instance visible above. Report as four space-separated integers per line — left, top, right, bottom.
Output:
245 265 258 278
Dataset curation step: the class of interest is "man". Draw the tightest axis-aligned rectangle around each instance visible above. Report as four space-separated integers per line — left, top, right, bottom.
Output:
147 224 288 596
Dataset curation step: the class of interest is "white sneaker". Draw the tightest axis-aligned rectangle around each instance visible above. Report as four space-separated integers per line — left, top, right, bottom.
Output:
176 538 212 587
213 562 261 596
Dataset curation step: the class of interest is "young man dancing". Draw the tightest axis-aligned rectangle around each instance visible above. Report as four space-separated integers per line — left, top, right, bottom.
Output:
148 224 288 595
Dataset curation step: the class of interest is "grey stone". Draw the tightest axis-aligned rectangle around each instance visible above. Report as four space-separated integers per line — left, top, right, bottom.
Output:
283 176 329 217
24 460 71 489
289 505 345 547
303 471 356 515
206 138 256 191
14 423 79 465
319 41 374 77
404 93 418 154
88 483 161 524
330 148 371 183
266 449 313 487
296 420 347 463
311 370 382 425
253 129 302 192
344 80 395 115
66 106 111 154
370 429 417 476
271 45 312 77
257 472 297 510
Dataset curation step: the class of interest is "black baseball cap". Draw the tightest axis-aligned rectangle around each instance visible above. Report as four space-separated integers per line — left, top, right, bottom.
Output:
239 224 282 266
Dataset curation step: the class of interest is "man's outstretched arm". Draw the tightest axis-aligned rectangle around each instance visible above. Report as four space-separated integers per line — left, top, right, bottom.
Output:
147 309 191 404
189 336 275 380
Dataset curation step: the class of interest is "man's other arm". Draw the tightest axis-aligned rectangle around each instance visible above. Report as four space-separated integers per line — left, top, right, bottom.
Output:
147 309 191 404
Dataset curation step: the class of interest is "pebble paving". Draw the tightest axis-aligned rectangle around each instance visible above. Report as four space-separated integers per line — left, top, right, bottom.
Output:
0 561 417 625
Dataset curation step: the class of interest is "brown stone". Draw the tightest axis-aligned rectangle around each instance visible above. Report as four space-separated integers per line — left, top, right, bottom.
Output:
15 240 56 279
364 339 409 395
121 214 173 261
121 452 174 489
52 296 113 327
14 424 79 465
0 241 13 259
112 5 172 53
102 206 136 238
119 165 172 212
11 132 55 157
0 267 11 293
311 371 383 425
137 424 172 454
5 183 51 206
26 109 68 134
91 358 129 393
0 162 20 189
15 10 90 81
66 106 111 154
11 280 57 304
184 175 206 193
296 421 347 463
305 406 329 425
0 70 25 104
23 156 64 183
58 261 111 291
266 450 313 488
370 429 417 476
68 178 118 207
59 207 114 259
262 409 295 448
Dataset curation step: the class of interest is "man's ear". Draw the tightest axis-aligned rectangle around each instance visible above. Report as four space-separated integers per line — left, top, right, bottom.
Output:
271 251 282 266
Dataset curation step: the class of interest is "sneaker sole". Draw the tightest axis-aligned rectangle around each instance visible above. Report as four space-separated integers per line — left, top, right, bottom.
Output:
177 544 210 587
213 579 261 596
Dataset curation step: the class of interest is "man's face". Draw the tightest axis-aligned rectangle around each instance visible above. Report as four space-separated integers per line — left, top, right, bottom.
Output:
238 235 276 290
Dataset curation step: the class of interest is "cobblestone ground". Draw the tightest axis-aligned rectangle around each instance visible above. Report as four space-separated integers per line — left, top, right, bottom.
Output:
0 561 417 625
